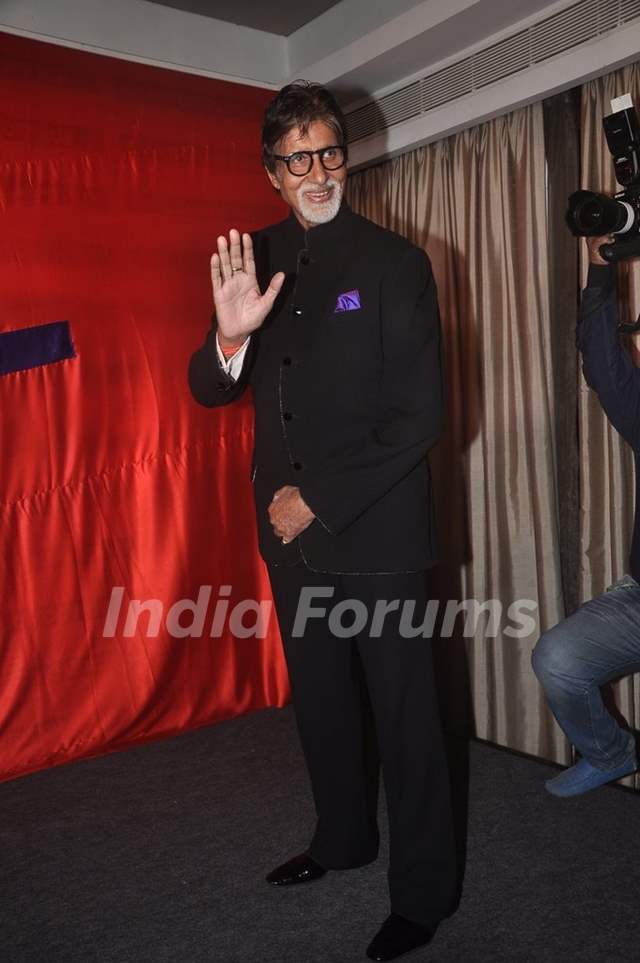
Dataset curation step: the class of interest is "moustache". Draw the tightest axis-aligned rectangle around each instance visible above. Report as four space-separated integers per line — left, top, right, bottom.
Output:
299 180 339 194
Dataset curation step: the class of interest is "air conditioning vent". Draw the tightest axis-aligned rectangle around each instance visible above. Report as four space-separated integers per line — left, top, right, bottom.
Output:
472 29 531 89
348 80 421 141
346 0 640 143
621 0 640 22
420 60 473 114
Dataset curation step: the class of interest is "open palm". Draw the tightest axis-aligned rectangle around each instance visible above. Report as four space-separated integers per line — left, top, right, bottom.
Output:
212 229 285 343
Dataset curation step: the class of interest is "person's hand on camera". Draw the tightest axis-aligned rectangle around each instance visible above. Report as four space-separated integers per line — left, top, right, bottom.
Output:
587 234 614 266
212 229 285 348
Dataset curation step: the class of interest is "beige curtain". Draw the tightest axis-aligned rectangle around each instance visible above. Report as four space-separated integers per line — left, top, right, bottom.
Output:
347 103 567 761
580 63 640 788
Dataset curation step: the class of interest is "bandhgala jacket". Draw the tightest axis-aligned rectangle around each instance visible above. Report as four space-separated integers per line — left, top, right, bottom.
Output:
188 201 445 574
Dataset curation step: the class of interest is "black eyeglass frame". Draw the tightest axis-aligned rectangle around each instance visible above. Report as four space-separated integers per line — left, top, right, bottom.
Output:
271 145 347 176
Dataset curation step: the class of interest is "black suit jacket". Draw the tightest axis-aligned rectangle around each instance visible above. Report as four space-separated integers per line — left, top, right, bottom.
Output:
188 201 444 573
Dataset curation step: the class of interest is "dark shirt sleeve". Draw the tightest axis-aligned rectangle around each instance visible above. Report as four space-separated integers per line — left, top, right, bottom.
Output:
187 318 255 407
298 246 445 534
577 263 640 452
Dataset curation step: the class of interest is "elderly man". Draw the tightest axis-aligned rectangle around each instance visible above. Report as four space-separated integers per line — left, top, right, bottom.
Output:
189 81 456 961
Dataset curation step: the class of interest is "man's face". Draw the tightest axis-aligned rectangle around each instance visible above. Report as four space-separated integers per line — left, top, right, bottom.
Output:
265 119 347 230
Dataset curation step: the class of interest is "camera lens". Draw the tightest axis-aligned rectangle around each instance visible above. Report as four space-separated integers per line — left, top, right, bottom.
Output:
579 197 608 229
566 190 636 236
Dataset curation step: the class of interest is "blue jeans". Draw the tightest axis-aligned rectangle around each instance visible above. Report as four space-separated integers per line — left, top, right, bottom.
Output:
532 575 640 771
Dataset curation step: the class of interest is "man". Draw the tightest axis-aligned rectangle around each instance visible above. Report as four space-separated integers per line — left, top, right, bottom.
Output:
532 234 640 797
188 81 456 961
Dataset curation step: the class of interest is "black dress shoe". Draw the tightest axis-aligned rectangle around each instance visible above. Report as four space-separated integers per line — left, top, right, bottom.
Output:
365 913 434 961
265 852 327 886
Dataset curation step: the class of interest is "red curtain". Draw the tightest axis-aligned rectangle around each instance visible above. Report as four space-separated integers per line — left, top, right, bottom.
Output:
0 32 290 782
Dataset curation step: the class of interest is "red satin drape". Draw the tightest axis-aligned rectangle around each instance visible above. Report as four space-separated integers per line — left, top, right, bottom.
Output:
0 32 291 782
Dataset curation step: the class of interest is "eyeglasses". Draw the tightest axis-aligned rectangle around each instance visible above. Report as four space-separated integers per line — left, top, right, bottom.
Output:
272 145 346 177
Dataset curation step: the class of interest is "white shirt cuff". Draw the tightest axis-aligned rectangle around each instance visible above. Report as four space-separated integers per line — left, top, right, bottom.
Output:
215 334 250 380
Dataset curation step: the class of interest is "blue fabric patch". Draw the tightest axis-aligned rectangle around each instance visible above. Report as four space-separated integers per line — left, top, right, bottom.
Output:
334 289 361 312
0 321 76 375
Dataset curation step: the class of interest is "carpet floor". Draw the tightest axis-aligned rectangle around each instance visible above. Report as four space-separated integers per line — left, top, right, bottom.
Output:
1 706 639 962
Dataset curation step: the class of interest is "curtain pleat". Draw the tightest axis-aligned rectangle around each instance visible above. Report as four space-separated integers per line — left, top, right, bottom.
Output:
347 103 567 760
543 90 581 618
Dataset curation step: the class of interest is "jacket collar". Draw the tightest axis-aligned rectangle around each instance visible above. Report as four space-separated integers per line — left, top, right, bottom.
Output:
284 199 355 253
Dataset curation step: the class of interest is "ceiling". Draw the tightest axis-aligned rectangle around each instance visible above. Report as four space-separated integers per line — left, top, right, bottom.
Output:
146 0 342 35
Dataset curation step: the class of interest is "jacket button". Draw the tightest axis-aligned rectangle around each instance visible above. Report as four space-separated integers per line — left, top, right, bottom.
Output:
282 356 292 366
283 412 293 421
300 253 310 266
293 462 303 471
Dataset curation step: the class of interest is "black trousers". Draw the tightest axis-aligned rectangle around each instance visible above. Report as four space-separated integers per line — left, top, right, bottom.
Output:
267 560 456 929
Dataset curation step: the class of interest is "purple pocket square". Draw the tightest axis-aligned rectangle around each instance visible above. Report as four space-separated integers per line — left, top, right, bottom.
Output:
334 289 361 312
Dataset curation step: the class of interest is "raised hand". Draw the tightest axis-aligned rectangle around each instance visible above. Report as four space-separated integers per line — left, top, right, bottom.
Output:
212 229 285 347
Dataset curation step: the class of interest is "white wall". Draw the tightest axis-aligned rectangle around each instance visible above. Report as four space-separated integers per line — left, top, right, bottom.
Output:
0 0 286 87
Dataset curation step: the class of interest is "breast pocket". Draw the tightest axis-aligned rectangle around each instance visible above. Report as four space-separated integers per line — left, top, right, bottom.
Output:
321 301 380 373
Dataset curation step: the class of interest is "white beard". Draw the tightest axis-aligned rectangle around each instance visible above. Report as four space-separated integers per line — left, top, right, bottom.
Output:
297 177 344 225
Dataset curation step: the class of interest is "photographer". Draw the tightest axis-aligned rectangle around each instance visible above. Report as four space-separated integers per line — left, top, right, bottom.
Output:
532 235 640 797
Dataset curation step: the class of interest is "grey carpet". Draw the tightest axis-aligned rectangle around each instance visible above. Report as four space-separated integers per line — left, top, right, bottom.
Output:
1 707 639 963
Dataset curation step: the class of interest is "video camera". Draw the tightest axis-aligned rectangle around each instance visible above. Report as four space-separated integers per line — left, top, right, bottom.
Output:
566 93 640 263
